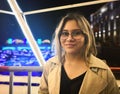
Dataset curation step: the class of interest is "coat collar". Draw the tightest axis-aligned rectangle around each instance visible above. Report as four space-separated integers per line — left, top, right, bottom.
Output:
48 63 61 94
89 54 108 69
79 55 108 94
48 55 108 94
49 55 108 70
79 69 108 94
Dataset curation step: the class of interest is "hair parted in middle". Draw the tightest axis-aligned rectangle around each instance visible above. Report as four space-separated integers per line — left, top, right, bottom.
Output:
52 13 97 64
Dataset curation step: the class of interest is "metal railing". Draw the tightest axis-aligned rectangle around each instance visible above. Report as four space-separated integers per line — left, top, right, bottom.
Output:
0 66 43 94
0 66 120 94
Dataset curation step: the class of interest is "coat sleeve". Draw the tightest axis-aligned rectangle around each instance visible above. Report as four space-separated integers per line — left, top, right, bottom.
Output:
100 68 120 94
38 56 59 94
106 69 120 94
38 63 50 94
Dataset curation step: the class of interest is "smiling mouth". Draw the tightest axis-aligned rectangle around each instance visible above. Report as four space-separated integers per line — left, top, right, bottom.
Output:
65 44 75 47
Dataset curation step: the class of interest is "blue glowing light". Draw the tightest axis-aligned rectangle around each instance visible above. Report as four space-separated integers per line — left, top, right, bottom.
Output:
7 38 13 44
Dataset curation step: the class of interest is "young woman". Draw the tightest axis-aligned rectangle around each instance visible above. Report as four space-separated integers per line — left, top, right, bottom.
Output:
38 13 120 94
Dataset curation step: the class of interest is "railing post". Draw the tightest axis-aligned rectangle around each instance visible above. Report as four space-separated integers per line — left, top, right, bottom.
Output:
28 72 32 94
0 66 43 94
9 72 14 94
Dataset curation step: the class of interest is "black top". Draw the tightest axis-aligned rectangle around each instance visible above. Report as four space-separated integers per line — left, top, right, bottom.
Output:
60 65 86 94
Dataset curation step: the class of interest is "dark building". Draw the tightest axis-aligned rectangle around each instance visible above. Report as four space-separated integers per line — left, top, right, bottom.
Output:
90 1 120 79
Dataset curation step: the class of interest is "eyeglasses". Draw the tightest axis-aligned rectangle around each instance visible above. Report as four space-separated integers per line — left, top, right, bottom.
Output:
60 30 83 40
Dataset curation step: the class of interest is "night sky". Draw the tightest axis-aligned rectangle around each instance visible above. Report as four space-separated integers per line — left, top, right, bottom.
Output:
0 0 107 46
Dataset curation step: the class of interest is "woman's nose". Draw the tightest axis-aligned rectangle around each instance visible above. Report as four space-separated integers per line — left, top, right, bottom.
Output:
66 34 74 41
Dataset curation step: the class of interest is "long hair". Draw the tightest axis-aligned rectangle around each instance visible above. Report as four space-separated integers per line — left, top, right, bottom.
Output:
52 13 97 63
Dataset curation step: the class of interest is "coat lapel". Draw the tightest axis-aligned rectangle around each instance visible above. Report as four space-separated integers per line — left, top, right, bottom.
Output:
48 64 61 94
79 69 108 94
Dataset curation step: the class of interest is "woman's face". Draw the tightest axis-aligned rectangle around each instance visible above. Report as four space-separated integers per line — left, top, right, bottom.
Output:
60 20 85 55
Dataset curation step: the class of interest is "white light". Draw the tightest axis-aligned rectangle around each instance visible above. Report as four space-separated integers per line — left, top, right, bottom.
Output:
99 31 101 37
103 30 105 39
95 32 97 37
24 0 117 15
114 19 116 30
113 30 117 37
108 31 111 36
7 0 45 66
103 29 106 33
110 15 114 20
116 15 119 18
101 7 107 13
0 10 14 15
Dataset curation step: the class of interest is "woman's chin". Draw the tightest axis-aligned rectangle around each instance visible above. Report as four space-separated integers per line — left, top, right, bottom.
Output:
66 50 78 55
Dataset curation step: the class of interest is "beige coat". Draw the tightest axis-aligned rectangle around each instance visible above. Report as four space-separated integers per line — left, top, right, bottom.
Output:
38 55 120 94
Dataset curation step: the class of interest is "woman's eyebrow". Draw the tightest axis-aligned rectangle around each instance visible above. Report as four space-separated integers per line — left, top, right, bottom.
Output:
62 29 81 31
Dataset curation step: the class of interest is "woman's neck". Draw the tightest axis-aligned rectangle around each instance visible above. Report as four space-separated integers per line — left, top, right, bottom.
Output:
63 53 88 79
64 53 84 65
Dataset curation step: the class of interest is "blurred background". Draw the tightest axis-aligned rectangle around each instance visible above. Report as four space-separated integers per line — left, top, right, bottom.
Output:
0 0 120 93
0 0 120 75
0 0 120 78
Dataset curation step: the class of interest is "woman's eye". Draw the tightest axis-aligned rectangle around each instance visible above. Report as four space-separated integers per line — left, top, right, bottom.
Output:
73 31 82 36
61 32 69 36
